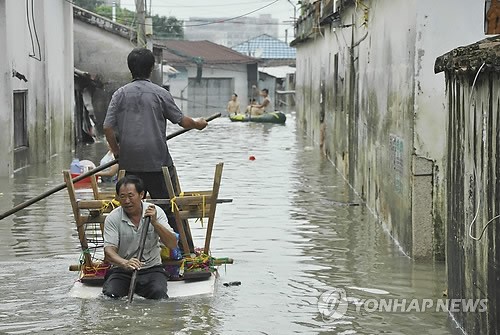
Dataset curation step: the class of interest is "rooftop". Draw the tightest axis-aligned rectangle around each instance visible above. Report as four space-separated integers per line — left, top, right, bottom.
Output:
154 39 257 66
231 34 296 60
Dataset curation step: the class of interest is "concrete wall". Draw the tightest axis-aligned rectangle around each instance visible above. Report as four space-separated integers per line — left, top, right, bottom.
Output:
0 0 73 176
0 1 10 176
445 72 500 334
168 63 250 114
413 0 485 260
74 18 135 132
294 0 484 258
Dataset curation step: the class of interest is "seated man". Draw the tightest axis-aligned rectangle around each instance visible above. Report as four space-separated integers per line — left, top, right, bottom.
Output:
102 175 178 300
246 88 271 116
96 140 119 183
226 93 240 115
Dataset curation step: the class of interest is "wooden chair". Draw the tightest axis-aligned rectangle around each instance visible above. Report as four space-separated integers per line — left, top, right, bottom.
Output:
63 170 119 284
88 169 126 200
161 162 224 256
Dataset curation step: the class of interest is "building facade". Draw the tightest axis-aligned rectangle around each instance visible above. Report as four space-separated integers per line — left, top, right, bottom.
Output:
157 40 257 117
0 0 74 176
435 35 500 334
184 15 279 47
291 0 484 260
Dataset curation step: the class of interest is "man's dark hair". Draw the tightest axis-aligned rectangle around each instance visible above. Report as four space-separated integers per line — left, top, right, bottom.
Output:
116 174 145 195
233 93 238 97
262 88 269 94
127 48 155 79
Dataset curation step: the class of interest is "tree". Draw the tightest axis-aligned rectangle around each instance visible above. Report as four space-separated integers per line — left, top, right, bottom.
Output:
94 5 137 27
152 15 184 39
73 0 104 11
91 5 184 39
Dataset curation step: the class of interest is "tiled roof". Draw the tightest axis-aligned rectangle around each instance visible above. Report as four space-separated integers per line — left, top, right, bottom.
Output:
231 34 296 60
154 40 257 66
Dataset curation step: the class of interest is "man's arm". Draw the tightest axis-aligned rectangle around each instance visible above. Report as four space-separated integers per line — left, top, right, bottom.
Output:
145 205 178 250
104 245 143 270
179 116 208 130
103 127 120 158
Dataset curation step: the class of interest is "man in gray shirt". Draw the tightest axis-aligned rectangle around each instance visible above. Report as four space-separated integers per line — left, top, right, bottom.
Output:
103 175 178 299
103 48 207 236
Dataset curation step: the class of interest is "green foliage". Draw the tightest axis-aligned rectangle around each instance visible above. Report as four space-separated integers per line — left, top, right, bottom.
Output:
85 4 184 39
73 0 104 11
152 15 184 39
94 5 136 27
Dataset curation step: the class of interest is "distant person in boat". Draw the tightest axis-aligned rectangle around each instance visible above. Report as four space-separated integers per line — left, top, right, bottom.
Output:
103 47 207 232
246 88 270 116
226 93 240 115
102 175 178 300
96 139 119 183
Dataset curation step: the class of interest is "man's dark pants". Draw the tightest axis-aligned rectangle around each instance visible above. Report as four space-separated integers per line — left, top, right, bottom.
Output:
102 265 168 299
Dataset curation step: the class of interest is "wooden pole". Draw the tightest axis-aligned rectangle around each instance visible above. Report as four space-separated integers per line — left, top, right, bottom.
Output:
204 163 224 254
0 113 221 221
127 216 151 303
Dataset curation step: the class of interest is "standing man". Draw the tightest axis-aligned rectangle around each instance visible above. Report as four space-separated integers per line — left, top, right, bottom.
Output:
226 93 240 115
102 175 178 299
103 48 207 232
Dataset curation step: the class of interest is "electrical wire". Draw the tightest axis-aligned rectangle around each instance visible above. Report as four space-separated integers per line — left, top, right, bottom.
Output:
183 0 280 27
26 0 41 61
121 0 273 8
466 61 498 241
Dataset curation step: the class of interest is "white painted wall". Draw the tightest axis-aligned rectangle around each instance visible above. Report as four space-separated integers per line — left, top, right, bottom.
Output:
169 63 249 113
0 0 73 176
413 0 484 161
294 0 485 257
0 0 11 176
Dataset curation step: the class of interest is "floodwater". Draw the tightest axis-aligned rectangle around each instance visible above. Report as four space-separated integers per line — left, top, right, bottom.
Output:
0 114 457 334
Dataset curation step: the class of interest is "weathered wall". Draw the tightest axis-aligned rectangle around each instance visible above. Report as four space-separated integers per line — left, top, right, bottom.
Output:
294 0 484 259
413 0 485 260
168 64 249 114
0 0 10 176
296 1 417 256
74 18 134 131
0 0 73 176
445 72 500 334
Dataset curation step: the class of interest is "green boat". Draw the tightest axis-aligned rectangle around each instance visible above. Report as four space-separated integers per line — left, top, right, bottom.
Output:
229 111 286 124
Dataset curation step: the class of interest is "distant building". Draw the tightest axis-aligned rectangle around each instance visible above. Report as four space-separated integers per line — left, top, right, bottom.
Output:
102 0 120 6
231 34 296 111
232 34 296 67
184 14 279 47
156 39 258 117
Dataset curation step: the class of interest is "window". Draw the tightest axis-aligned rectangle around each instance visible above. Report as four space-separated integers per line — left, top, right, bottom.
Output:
13 91 28 149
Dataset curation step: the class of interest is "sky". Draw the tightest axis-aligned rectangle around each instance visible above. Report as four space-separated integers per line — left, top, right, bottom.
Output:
120 0 298 41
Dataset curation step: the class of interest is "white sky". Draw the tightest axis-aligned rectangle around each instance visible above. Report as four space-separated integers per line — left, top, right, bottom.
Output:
120 0 297 40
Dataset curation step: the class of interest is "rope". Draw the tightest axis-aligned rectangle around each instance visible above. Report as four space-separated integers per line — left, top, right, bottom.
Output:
100 198 121 213
78 248 110 278
170 192 207 227
179 252 214 276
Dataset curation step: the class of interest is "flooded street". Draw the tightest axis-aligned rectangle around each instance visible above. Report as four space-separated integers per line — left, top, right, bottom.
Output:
0 114 455 334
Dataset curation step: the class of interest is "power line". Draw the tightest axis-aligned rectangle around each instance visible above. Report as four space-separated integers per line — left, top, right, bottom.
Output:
183 0 280 27
121 0 273 8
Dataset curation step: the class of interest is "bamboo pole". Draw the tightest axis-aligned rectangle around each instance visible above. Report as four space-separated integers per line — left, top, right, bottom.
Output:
0 113 221 221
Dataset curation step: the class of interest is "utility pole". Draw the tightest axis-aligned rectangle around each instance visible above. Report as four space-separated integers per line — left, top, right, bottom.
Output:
135 0 146 48
112 1 116 22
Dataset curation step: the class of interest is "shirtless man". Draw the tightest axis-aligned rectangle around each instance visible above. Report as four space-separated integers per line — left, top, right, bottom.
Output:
226 93 240 115
246 88 271 116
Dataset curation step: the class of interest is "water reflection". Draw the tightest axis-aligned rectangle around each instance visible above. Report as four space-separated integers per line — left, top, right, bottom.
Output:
0 114 453 334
